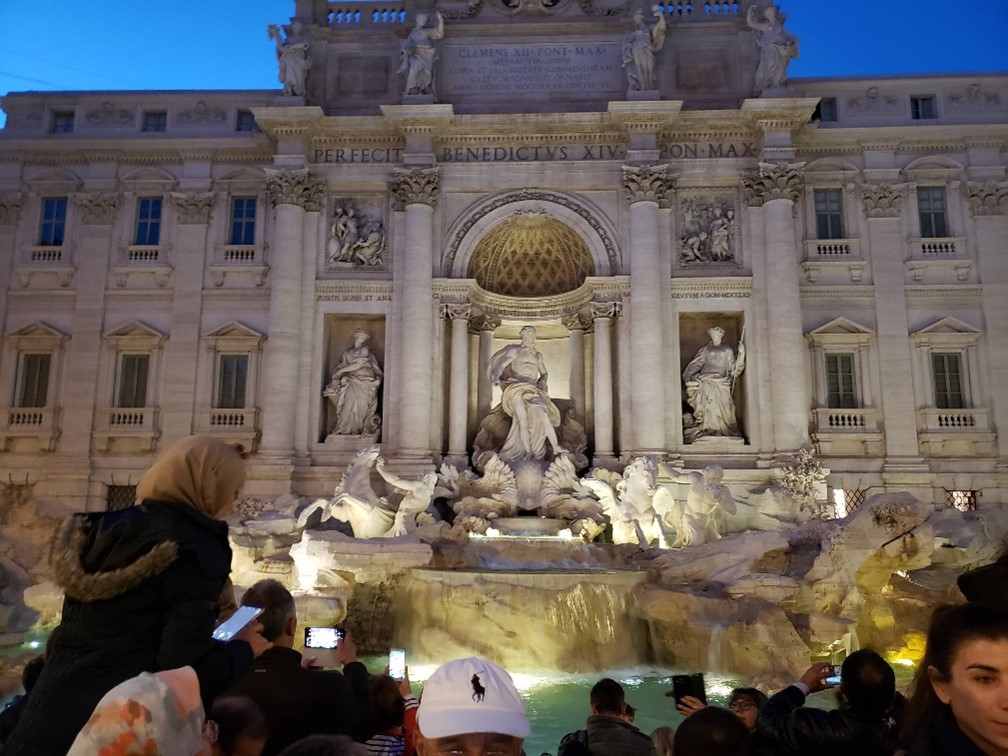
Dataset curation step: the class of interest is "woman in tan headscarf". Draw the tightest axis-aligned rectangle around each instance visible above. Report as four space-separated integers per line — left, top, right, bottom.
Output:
4 436 271 756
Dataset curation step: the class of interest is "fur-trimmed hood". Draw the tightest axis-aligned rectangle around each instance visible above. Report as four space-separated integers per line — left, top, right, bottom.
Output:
51 514 179 602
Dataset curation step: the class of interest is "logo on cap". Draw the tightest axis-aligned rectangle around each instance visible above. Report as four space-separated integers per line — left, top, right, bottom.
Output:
471 673 486 702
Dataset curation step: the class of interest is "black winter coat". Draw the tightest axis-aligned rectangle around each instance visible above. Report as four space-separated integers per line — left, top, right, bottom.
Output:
757 685 898 756
2 501 253 756
227 646 378 755
902 706 987 756
585 714 656 756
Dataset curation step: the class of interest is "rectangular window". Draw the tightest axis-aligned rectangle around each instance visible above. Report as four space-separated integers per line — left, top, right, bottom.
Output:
134 197 162 245
814 189 844 239
816 97 838 122
17 354 51 408
236 110 256 132
107 485 138 511
229 197 257 245
911 96 936 120
38 197 68 246
117 354 149 408
946 490 977 512
825 353 857 408
142 111 167 132
932 353 964 409
217 355 248 409
917 187 948 238
51 111 74 133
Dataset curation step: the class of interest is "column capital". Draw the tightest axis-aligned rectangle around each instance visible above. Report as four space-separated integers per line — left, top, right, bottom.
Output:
303 178 327 213
743 161 804 206
171 192 215 224
562 311 592 331
266 168 319 209
0 194 23 225
441 302 472 320
73 192 120 225
622 164 672 204
966 180 1008 217
470 309 501 332
390 167 440 209
589 299 622 319
861 183 905 218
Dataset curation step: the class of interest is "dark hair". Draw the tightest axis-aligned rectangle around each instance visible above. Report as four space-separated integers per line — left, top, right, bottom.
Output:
241 579 296 642
900 602 1008 747
369 674 406 731
277 734 368 756
624 703 636 720
21 656 45 693
210 696 268 753
673 706 752 756
590 678 625 715
840 649 895 716
729 687 767 710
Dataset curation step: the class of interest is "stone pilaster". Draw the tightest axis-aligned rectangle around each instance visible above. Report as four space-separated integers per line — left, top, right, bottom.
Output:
590 300 620 462
259 170 322 459
472 311 501 424
160 193 216 442
442 302 471 463
389 167 439 455
623 164 670 453
294 182 325 458
968 182 1008 464
59 193 121 467
744 162 809 451
0 195 23 226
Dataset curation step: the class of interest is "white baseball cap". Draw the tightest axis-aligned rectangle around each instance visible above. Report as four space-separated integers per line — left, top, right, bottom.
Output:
417 657 531 740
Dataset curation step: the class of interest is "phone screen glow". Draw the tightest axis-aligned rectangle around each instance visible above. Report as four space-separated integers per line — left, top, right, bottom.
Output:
389 648 406 680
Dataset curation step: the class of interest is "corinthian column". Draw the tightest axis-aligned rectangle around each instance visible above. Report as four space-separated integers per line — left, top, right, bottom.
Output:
562 311 588 418
259 169 324 457
623 164 670 453
590 300 620 462
389 167 439 455
442 303 471 464
743 162 809 451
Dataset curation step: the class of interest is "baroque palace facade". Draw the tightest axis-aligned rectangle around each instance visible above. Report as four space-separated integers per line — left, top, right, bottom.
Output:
0 0 1006 514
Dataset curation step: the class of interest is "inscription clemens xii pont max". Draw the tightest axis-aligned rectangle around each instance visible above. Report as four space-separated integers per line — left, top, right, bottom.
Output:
442 43 623 96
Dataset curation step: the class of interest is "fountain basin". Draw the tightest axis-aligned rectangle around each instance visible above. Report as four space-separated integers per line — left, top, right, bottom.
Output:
492 517 568 536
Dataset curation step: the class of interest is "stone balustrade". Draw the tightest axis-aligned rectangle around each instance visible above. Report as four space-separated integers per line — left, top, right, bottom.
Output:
909 236 964 258
327 4 407 26
94 406 160 451
124 245 165 263
919 407 990 432
804 238 860 259
658 1 741 17
0 406 60 452
28 246 64 263
813 407 879 431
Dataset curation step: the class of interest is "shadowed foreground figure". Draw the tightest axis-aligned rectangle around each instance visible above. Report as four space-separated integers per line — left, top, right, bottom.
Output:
3 436 268 756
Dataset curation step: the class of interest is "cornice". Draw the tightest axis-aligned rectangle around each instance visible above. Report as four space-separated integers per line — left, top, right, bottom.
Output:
7 290 76 306
904 285 983 300
103 290 174 305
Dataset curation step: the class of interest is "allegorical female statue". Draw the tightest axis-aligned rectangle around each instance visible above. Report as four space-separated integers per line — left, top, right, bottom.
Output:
682 326 745 442
746 4 798 93
267 21 309 98
324 329 383 436
621 7 667 92
398 12 444 96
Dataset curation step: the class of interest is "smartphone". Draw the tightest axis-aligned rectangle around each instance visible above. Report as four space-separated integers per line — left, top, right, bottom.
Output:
212 605 262 642
304 626 346 650
389 648 406 680
671 673 707 705
825 664 842 686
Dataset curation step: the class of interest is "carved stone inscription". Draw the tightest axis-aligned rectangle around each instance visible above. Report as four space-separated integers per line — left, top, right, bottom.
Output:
441 43 622 97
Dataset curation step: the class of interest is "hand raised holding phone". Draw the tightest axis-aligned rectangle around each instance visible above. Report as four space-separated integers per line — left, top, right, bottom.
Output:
235 621 272 658
335 629 358 666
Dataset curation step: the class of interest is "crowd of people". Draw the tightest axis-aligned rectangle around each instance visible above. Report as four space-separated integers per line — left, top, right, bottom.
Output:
0 435 1005 755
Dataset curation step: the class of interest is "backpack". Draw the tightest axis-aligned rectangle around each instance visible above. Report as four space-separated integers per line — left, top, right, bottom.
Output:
557 728 590 756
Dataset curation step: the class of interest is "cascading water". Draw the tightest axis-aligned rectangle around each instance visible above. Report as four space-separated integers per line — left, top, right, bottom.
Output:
708 623 726 672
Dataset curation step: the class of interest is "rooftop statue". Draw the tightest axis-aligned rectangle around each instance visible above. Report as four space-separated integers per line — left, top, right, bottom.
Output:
682 325 745 443
267 21 310 98
622 7 667 92
746 4 798 93
398 12 445 97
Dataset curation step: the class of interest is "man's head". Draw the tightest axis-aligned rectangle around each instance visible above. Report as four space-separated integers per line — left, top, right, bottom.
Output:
708 326 725 344
519 325 536 344
728 688 768 734
589 677 626 717
840 648 896 717
415 657 528 756
673 706 752 756
241 579 296 646
703 464 724 485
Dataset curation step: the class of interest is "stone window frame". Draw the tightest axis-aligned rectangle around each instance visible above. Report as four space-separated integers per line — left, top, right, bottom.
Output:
806 317 875 411
800 164 861 262
909 317 983 411
910 94 937 121
96 321 167 415
211 171 269 282
18 169 82 275
49 110 75 134
903 160 965 242
0 322 69 452
141 110 168 133
195 322 265 449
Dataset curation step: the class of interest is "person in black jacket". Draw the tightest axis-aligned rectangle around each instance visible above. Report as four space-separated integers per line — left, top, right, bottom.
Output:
227 579 378 755
560 677 655 756
757 649 899 756
2 435 270 756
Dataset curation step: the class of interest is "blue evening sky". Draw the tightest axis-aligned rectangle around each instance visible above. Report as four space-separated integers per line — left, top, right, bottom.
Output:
1 1 1006 128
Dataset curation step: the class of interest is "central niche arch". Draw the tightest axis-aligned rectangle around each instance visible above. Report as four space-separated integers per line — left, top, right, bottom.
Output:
468 212 594 297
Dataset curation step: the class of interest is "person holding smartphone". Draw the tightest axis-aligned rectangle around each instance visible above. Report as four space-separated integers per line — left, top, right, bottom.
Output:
227 579 379 755
4 436 270 756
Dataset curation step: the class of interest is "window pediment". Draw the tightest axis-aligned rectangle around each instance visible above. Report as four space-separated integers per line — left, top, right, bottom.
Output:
119 167 177 193
807 317 873 347
103 321 167 349
24 167 82 194
911 316 980 347
4 321 69 350
205 321 265 350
